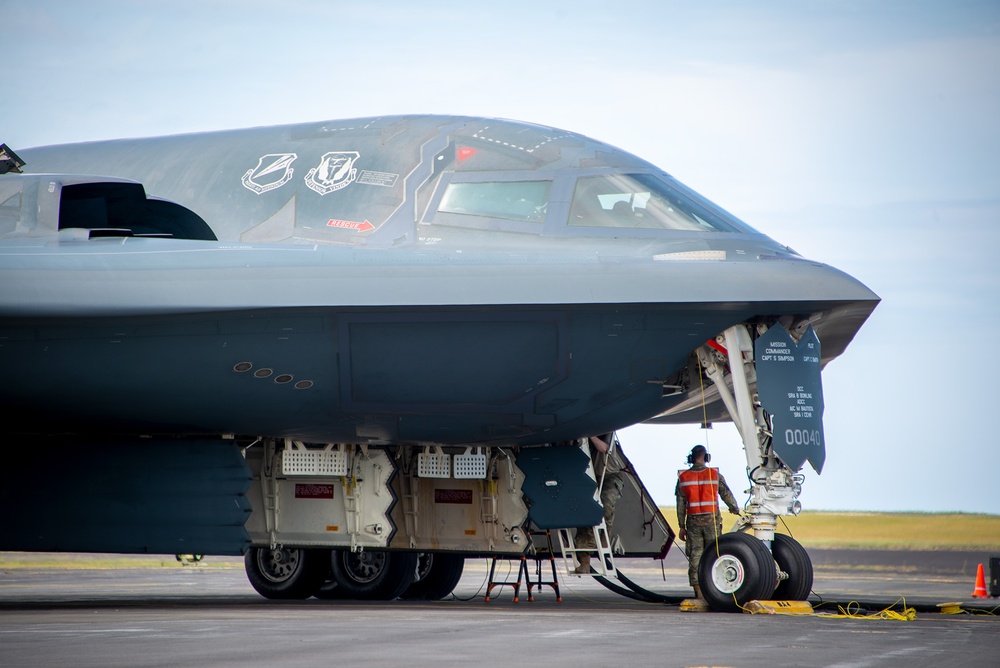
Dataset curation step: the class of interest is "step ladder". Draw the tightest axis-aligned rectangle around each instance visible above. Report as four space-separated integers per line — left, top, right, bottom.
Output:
485 530 561 602
556 520 617 578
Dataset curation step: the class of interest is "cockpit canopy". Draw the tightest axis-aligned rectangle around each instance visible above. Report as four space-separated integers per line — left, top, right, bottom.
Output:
423 170 758 239
10 116 766 247
568 174 746 233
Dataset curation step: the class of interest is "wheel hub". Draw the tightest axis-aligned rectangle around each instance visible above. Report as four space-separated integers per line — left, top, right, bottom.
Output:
711 555 745 594
258 547 300 582
414 553 434 583
344 551 387 583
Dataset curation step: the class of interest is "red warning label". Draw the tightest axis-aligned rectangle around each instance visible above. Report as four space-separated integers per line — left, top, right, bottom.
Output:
295 483 335 499
434 489 474 504
327 218 375 231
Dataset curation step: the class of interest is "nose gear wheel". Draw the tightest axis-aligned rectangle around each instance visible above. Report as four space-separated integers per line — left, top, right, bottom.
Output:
711 554 746 594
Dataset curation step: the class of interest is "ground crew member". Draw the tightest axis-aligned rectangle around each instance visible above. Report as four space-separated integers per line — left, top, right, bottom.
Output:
575 433 625 573
675 444 740 599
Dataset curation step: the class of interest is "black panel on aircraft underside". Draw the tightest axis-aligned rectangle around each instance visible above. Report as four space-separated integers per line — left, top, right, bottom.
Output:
517 446 603 529
0 303 749 443
2 439 252 554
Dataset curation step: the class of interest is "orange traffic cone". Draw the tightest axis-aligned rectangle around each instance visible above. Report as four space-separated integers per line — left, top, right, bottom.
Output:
971 563 988 598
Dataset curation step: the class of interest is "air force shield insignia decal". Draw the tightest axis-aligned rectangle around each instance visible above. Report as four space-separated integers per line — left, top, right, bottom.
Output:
242 153 298 194
305 151 360 195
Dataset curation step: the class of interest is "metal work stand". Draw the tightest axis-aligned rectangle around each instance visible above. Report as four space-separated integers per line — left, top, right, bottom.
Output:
524 530 561 602
485 553 530 602
485 530 561 603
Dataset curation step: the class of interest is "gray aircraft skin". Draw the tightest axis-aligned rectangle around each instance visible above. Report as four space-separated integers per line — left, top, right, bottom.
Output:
0 116 879 577
0 115 878 446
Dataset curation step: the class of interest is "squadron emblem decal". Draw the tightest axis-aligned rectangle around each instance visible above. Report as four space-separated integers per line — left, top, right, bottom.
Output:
305 151 360 195
241 153 298 194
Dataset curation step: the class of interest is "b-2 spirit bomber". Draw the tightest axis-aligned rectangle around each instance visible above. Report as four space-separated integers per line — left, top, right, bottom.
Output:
0 116 878 610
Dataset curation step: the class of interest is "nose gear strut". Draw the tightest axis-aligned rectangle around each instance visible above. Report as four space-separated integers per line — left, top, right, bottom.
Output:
696 324 806 545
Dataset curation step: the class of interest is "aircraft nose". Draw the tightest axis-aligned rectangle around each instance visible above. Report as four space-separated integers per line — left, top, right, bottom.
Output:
776 257 880 305
637 249 879 308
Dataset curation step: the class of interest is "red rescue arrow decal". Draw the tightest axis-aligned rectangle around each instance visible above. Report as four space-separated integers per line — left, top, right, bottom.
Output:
327 218 375 232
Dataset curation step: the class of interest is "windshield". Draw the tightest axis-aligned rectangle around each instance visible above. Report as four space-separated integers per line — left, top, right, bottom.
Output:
568 173 753 233
438 180 550 223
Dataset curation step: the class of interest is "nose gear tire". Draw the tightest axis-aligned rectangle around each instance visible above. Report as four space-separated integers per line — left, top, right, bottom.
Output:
698 533 778 612
772 533 813 600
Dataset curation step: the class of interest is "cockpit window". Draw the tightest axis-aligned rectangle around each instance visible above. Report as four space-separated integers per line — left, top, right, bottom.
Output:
438 181 550 223
569 174 748 233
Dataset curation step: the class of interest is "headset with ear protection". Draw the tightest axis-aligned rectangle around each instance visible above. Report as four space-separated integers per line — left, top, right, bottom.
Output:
687 444 711 464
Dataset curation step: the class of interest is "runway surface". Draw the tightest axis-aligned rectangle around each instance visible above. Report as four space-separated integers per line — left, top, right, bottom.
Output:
2 549 998 667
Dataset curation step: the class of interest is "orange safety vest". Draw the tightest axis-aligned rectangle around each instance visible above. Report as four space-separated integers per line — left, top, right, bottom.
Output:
677 467 720 516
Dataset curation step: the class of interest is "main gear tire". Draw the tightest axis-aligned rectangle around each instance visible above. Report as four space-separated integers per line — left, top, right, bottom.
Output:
244 546 328 600
772 533 813 600
313 579 346 600
329 549 418 600
698 532 778 612
400 553 465 600
312 556 345 600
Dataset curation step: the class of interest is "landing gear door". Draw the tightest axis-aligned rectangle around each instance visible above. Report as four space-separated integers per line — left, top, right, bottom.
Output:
606 437 675 558
754 323 825 474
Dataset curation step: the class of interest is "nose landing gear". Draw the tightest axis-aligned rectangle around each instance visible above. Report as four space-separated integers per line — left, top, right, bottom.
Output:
695 323 817 611
698 533 778 612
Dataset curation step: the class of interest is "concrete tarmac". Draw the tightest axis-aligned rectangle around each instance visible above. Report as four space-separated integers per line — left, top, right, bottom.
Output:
1 550 998 667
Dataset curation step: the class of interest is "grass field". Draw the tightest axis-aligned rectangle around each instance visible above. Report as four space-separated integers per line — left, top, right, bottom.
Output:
1 512 997 570
661 508 1000 550
0 553 245 570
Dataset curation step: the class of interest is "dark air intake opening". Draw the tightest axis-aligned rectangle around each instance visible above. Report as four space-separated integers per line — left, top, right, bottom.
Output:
59 182 217 240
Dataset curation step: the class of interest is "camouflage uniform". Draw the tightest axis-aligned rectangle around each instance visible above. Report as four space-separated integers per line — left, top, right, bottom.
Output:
576 435 625 549
675 465 739 586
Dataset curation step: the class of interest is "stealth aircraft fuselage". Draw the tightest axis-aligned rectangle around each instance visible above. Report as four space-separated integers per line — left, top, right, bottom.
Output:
0 115 877 446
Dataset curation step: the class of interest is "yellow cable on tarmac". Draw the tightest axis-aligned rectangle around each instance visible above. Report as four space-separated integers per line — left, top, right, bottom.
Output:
820 598 916 621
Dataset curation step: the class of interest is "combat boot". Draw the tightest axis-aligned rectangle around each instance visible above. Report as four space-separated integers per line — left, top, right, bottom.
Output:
574 552 592 574
693 584 703 599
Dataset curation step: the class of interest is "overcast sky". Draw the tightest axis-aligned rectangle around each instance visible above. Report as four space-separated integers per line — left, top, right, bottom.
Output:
4 1 998 515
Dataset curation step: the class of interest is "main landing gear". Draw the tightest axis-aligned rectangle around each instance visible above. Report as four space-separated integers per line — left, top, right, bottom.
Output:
244 546 328 599
400 553 466 601
695 323 816 611
244 547 465 602
328 549 418 600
